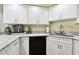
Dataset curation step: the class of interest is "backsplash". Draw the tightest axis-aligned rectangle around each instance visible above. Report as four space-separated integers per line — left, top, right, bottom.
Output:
24 25 47 33
49 19 79 32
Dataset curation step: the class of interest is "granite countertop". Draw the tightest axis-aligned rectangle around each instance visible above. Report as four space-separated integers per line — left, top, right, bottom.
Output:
0 33 79 50
50 35 74 39
50 34 79 40
0 33 49 50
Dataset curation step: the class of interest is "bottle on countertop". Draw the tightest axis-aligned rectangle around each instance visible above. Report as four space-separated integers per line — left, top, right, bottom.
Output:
46 27 49 33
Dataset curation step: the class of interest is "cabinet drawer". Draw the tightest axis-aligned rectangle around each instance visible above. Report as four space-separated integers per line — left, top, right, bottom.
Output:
47 36 60 42
47 36 72 44
59 38 72 44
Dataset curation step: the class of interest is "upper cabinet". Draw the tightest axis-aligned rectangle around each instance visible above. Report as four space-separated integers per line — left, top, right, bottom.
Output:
3 5 49 25
17 5 28 24
3 4 28 24
49 4 77 21
77 5 79 23
28 6 49 25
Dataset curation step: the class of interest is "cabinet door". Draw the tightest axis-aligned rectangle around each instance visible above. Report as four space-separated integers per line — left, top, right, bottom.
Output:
20 37 29 55
59 43 72 55
77 5 79 23
61 4 77 19
28 6 39 24
3 4 18 24
10 39 20 55
58 38 72 55
47 37 60 55
47 40 60 55
73 40 79 55
47 36 72 55
38 8 48 24
17 5 28 24
3 4 28 24
0 46 10 55
28 6 48 24
49 4 77 21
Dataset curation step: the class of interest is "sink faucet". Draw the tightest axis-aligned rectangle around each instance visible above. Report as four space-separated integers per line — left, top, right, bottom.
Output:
59 24 64 35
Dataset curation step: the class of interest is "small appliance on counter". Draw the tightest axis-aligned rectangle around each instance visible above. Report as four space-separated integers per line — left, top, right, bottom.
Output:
4 26 12 35
12 25 24 33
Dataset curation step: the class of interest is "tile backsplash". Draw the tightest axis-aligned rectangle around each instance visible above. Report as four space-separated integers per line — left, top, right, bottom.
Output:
49 19 79 32
8 18 79 33
24 25 47 33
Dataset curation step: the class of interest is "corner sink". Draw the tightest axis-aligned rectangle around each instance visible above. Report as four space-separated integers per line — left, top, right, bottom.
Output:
50 33 73 37
61 34 73 37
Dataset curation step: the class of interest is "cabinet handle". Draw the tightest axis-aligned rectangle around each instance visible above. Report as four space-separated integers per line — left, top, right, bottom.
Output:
60 45 62 49
58 44 59 48
58 45 62 49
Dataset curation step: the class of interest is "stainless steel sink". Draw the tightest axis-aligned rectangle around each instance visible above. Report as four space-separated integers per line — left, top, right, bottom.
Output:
50 33 73 37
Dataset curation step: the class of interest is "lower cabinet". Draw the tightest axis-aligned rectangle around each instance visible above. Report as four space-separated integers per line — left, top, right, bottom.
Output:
59 43 72 55
9 39 20 55
0 39 20 55
47 40 60 55
0 46 10 55
20 37 29 55
47 36 72 55
73 40 79 55
0 36 29 55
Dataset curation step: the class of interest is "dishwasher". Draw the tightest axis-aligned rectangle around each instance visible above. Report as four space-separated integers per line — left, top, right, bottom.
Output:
29 36 46 55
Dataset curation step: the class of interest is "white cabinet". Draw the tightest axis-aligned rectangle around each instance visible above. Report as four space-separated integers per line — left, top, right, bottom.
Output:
77 5 79 23
20 36 29 55
0 38 20 55
3 5 48 24
9 39 20 55
3 4 28 24
73 40 79 55
61 5 77 19
28 6 48 24
0 46 10 55
49 4 77 21
17 5 28 24
47 38 60 55
0 5 5 33
47 36 72 55
59 42 72 55
3 4 17 24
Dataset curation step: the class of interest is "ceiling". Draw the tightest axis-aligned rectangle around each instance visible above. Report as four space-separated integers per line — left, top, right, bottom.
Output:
29 4 57 7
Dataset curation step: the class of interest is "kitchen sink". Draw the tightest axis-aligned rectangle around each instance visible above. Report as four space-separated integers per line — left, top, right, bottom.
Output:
50 33 73 37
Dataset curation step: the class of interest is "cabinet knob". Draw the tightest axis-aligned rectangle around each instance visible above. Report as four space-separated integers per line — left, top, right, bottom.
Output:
60 45 62 49
58 44 59 48
58 44 62 49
